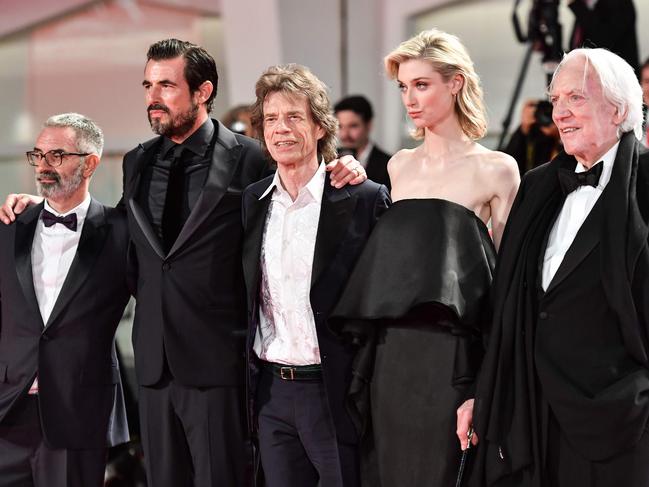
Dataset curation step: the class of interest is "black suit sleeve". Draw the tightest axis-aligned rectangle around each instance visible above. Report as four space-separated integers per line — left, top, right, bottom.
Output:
372 184 392 224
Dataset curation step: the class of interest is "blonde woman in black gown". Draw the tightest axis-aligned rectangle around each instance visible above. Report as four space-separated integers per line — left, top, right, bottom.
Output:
332 29 519 486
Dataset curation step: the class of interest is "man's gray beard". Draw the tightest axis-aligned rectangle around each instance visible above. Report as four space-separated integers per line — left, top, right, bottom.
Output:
149 102 200 139
36 161 85 201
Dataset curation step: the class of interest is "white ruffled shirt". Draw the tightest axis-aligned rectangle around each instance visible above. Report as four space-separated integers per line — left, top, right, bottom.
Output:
253 163 325 365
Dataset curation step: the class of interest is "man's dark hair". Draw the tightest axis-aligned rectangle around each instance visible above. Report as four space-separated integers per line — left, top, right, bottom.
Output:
147 39 218 113
334 95 374 123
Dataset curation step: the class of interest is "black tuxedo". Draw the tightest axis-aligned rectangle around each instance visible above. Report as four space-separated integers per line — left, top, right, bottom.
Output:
121 119 268 486
365 145 391 189
471 132 649 486
0 199 130 485
569 0 640 76
242 172 390 485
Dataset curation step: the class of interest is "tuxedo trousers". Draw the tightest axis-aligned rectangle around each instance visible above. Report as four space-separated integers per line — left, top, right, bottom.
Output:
256 368 359 487
0 396 106 487
139 375 249 487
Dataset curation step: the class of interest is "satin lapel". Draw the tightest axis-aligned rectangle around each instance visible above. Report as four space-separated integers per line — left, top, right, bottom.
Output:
126 138 165 259
168 121 242 257
544 197 603 295
14 203 45 327
311 177 356 288
242 183 273 309
129 198 164 259
45 199 108 330
125 138 160 201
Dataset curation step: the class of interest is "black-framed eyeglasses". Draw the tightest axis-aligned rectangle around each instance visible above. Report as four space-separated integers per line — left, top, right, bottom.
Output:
26 150 89 167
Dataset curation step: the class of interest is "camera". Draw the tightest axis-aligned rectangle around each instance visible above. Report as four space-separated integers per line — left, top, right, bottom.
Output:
513 0 563 70
534 100 554 127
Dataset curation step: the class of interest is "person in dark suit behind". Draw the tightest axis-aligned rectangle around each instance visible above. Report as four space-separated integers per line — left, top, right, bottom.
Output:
568 0 640 76
0 113 130 487
242 65 390 487
457 48 649 486
334 95 392 188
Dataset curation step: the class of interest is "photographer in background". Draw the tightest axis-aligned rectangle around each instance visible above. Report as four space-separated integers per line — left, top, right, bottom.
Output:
505 98 561 174
568 0 639 76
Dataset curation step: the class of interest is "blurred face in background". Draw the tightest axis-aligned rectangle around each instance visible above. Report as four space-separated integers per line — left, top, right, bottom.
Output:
336 110 370 151
143 56 199 139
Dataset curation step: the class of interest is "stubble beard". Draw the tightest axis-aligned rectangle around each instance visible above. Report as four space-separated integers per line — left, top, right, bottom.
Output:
36 161 85 201
148 101 200 139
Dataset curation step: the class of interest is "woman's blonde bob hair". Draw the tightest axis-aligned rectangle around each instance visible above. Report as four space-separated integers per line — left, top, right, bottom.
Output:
385 29 487 140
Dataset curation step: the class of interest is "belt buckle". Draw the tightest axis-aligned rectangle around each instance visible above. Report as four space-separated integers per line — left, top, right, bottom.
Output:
279 366 295 380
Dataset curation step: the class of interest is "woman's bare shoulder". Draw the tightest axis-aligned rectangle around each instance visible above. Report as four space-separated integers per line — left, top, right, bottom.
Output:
388 147 419 173
471 146 518 176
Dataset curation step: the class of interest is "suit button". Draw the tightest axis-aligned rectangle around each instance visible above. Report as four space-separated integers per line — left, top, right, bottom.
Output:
41 333 50 341
539 311 548 320
162 262 171 271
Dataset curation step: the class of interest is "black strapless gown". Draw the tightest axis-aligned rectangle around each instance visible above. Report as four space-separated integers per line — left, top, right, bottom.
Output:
331 199 496 487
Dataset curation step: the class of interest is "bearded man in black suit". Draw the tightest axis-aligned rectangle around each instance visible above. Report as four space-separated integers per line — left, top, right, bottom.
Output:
458 48 649 487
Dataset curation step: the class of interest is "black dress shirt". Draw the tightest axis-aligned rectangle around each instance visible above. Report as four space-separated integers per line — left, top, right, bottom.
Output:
138 119 215 239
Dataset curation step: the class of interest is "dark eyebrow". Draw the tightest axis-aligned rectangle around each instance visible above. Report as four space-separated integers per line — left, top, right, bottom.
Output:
142 79 177 87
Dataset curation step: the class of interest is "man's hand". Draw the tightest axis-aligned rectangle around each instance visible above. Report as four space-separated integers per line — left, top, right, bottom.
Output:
326 155 367 188
457 398 479 450
0 193 43 224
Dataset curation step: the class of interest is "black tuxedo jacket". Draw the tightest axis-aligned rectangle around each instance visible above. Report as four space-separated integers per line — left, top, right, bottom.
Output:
121 120 268 387
365 145 391 189
241 172 390 444
471 132 649 486
0 199 130 449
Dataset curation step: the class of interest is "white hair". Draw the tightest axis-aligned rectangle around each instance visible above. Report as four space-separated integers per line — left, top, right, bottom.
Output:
549 48 644 140
44 112 104 157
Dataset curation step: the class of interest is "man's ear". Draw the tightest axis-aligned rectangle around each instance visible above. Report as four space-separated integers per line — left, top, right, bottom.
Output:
613 104 627 126
195 80 214 107
83 154 100 178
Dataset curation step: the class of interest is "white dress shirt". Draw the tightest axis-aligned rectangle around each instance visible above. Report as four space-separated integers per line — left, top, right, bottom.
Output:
357 142 374 169
29 194 91 393
541 142 619 290
253 163 325 365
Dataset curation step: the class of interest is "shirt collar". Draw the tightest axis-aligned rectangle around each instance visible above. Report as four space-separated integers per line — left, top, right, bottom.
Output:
259 161 326 202
357 142 373 168
574 140 619 190
161 118 214 158
44 193 91 223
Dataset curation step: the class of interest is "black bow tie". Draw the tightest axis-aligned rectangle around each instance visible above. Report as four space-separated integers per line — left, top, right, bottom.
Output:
557 162 603 196
41 209 78 231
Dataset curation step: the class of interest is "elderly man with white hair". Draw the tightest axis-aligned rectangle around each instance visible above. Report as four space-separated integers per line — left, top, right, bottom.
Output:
457 48 649 487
